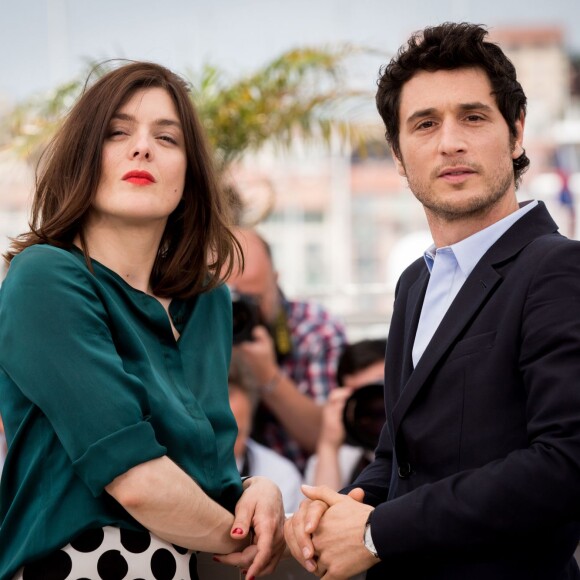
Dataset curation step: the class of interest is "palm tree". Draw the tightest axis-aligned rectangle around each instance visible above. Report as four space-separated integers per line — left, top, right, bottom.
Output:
3 46 372 170
191 45 372 168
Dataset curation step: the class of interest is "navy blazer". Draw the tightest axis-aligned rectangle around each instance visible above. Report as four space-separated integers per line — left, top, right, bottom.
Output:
346 202 580 579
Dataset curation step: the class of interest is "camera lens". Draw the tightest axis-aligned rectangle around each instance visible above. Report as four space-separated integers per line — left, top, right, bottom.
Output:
342 383 386 450
230 290 261 344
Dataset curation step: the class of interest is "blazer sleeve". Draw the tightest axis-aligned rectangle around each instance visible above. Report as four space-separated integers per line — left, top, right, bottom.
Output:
368 238 580 560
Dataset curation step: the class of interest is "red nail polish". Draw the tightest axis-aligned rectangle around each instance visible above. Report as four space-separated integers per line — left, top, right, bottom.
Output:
232 527 244 535
242 570 247 576
212 556 220 562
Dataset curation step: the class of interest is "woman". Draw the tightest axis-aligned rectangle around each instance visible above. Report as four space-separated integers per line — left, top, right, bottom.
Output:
0 61 284 580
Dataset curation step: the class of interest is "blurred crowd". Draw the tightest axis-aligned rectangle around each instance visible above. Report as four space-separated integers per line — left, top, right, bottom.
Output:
224 226 387 512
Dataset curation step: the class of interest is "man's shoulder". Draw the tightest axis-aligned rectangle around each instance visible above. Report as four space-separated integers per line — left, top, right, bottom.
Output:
499 230 580 274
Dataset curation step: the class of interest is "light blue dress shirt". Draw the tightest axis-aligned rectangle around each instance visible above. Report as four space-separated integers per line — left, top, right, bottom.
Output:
412 201 538 366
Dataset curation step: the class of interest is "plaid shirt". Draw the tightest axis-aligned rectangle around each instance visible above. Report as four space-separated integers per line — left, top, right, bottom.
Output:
252 298 347 472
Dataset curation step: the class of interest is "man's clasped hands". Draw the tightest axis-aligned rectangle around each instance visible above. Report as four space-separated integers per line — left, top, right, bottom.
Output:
283 485 378 579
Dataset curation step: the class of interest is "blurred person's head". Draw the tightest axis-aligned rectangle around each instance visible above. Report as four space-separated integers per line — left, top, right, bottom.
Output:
376 22 529 187
5 60 241 298
337 339 387 450
227 228 280 325
337 339 387 390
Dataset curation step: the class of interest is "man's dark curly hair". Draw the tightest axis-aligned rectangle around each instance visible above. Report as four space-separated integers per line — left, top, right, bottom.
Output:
376 22 530 185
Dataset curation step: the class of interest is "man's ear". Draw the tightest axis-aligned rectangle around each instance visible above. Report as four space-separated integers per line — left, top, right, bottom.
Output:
391 148 406 177
511 112 525 160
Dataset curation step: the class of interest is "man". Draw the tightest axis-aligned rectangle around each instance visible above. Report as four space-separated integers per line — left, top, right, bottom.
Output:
285 22 580 580
228 228 347 472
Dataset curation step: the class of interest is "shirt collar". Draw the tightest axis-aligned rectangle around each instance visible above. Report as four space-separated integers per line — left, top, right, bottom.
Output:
422 200 538 275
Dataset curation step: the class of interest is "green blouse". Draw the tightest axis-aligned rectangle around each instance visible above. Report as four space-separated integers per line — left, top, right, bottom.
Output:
0 245 242 578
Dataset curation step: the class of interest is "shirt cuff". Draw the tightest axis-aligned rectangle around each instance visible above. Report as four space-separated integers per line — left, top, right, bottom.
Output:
73 420 167 496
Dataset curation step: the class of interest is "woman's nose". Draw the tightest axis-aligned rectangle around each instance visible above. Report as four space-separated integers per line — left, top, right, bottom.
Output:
129 133 152 160
132 149 150 159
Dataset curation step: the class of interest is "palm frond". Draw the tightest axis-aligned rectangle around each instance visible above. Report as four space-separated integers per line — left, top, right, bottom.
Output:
4 46 374 169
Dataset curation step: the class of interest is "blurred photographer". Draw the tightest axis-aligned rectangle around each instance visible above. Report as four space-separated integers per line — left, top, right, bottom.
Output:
228 357 304 513
304 339 387 489
227 228 347 472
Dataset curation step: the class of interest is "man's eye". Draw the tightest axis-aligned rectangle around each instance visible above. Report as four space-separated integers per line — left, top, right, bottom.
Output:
417 120 434 130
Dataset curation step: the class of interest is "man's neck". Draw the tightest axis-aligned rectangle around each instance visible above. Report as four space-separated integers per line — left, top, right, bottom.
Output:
426 195 519 248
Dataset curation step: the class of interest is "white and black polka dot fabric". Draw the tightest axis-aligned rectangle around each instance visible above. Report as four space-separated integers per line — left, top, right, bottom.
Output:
14 526 197 580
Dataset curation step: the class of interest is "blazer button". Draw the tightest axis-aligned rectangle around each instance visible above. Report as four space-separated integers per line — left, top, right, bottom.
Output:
398 462 412 478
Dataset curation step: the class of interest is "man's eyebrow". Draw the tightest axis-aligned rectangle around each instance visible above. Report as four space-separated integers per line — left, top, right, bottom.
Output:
458 101 494 113
111 112 182 128
406 108 436 125
405 102 494 125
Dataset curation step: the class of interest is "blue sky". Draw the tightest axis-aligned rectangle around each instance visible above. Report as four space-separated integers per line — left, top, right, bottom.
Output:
2 0 580 102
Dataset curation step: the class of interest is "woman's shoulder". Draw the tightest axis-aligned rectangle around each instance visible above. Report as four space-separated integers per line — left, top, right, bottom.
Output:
197 282 232 308
5 245 91 289
11 244 82 269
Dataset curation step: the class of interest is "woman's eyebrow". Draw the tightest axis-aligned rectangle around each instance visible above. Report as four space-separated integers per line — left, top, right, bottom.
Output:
111 112 182 129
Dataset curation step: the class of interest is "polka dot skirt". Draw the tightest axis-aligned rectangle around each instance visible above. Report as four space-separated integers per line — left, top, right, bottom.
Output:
14 526 198 580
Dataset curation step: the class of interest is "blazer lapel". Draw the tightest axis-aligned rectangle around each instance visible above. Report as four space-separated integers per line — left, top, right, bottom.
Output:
400 271 428 389
392 264 502 434
391 201 559 435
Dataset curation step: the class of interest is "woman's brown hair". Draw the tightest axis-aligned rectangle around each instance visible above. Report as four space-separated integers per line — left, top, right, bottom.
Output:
5 60 242 298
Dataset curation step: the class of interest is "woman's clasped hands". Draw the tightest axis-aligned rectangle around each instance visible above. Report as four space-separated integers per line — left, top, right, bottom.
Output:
214 476 286 578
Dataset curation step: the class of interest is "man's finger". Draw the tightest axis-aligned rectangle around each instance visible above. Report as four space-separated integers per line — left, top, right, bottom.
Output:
284 514 318 573
301 484 343 507
347 487 365 503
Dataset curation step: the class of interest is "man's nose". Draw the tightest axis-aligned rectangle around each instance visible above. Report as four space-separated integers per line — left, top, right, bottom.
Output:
437 120 467 156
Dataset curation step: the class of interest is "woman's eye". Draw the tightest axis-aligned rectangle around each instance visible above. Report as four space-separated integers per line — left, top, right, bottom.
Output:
158 135 178 144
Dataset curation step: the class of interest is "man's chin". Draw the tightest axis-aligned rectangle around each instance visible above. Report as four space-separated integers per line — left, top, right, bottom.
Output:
424 191 510 222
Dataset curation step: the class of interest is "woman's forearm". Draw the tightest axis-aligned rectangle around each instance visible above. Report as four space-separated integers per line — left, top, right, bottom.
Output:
106 455 246 554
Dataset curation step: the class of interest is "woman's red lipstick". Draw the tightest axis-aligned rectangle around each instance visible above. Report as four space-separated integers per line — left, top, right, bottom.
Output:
122 170 156 185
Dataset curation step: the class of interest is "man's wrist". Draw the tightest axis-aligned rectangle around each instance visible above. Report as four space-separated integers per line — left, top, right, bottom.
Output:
362 510 379 558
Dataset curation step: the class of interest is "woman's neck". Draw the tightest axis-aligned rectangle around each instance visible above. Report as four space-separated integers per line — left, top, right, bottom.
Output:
75 221 164 294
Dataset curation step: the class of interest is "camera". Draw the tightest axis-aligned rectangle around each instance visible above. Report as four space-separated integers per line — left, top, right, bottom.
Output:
342 383 386 450
230 289 261 344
